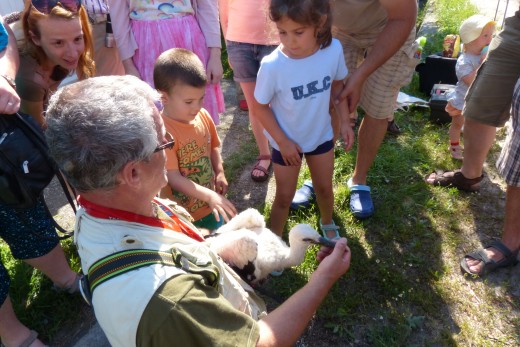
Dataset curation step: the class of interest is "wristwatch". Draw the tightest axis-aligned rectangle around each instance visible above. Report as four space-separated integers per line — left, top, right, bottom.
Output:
0 74 16 89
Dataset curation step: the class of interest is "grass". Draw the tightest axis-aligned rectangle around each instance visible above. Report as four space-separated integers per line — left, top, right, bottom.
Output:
2 0 518 346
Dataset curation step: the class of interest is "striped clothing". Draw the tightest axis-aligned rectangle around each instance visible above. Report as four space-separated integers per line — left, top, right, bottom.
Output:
497 77 520 186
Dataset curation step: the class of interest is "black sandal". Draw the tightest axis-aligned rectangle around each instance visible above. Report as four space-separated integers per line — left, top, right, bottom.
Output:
460 240 519 276
425 170 483 192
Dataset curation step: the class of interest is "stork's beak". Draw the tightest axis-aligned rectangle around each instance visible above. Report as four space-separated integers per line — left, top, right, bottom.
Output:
302 237 337 248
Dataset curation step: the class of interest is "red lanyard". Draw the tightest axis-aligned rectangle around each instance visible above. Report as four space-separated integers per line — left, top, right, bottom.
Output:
77 196 204 242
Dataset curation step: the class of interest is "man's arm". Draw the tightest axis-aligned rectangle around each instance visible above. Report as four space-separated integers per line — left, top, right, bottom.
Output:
338 0 417 113
0 17 20 114
256 239 351 347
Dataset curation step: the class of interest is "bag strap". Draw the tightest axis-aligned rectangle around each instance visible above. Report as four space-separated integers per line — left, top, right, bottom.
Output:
82 248 220 305
13 113 77 239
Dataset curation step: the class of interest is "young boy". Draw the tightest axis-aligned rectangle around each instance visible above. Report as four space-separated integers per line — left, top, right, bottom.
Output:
154 48 237 230
445 15 496 160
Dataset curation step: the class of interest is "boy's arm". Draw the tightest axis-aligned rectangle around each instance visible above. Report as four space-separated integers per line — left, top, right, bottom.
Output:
166 170 237 222
251 98 302 166
331 80 354 151
210 147 228 195
460 70 477 86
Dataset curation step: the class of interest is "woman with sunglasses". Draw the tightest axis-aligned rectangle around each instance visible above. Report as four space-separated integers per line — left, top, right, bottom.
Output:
15 0 95 126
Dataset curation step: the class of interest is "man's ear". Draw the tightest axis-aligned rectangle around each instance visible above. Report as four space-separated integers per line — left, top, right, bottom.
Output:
29 30 41 46
117 160 141 189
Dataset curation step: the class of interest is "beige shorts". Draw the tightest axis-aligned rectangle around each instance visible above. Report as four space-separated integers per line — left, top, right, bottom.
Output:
333 28 418 119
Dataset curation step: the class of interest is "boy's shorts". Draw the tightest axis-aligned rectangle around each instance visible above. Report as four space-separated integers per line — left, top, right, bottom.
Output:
463 14 520 127
194 212 224 231
497 78 520 187
226 41 277 83
272 140 334 166
333 28 418 119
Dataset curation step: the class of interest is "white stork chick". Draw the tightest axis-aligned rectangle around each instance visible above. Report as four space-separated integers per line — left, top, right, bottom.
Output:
207 208 328 285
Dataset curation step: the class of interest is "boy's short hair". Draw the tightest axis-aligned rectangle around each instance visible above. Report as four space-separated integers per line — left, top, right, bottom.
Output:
154 48 207 92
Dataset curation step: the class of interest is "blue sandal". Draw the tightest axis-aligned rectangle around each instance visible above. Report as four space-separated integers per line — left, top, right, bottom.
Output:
348 178 374 219
290 180 315 210
320 220 340 241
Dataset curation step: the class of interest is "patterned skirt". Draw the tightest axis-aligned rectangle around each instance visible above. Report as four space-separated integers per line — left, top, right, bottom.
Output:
131 15 225 124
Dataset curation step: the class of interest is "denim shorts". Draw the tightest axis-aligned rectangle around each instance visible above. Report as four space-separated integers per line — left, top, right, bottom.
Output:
226 41 278 82
272 140 334 166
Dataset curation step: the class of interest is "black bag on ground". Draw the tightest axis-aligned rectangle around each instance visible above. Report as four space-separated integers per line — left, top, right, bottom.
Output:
0 113 55 208
415 54 458 94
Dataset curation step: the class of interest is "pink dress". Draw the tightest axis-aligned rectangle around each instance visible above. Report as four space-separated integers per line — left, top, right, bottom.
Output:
109 0 225 124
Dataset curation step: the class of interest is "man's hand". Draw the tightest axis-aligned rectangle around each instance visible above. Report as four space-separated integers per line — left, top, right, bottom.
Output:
315 238 351 281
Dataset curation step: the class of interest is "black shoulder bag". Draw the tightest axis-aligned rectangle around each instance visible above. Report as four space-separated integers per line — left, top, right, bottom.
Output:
0 112 76 238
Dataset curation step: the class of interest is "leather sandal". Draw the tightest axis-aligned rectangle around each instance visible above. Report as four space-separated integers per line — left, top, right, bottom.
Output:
425 170 483 192
460 240 519 276
251 155 271 182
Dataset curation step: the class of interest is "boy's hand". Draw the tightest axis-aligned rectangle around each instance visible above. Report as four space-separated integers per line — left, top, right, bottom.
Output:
207 191 237 223
214 172 229 195
315 238 351 281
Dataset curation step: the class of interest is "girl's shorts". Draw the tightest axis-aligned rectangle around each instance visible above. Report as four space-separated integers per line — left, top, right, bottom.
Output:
272 140 334 166
226 41 277 83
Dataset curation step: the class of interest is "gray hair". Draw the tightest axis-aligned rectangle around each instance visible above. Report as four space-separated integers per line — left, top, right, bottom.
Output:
45 75 161 192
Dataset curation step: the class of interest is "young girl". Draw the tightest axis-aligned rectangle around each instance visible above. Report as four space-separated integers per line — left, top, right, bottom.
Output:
109 0 225 124
253 0 354 239
446 15 496 160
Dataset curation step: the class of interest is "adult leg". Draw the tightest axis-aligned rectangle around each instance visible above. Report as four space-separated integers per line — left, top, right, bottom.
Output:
351 114 388 185
241 82 271 179
0 296 45 347
270 163 301 236
24 245 78 290
459 118 496 178
463 185 520 274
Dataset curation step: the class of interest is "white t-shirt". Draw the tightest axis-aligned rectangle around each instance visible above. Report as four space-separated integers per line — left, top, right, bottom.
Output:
254 39 348 152
447 52 481 110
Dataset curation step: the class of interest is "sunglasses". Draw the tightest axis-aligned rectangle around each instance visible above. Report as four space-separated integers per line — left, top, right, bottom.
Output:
154 132 175 153
31 0 81 14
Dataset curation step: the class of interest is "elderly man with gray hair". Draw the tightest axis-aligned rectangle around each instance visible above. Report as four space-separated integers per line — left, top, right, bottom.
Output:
45 75 351 347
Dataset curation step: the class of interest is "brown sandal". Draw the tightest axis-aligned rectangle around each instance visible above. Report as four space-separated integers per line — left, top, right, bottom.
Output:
251 155 272 182
425 170 483 192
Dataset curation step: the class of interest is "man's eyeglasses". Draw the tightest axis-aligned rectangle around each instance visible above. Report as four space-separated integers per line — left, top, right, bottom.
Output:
154 132 175 153
31 0 81 14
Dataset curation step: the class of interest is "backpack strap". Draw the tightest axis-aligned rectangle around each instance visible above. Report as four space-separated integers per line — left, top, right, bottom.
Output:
81 247 220 306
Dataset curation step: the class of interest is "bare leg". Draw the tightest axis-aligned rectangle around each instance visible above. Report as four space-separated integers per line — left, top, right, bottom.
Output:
449 115 464 144
241 82 271 179
351 115 388 185
306 150 335 226
465 185 520 273
459 118 496 178
270 163 301 236
0 296 45 347
24 245 77 289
